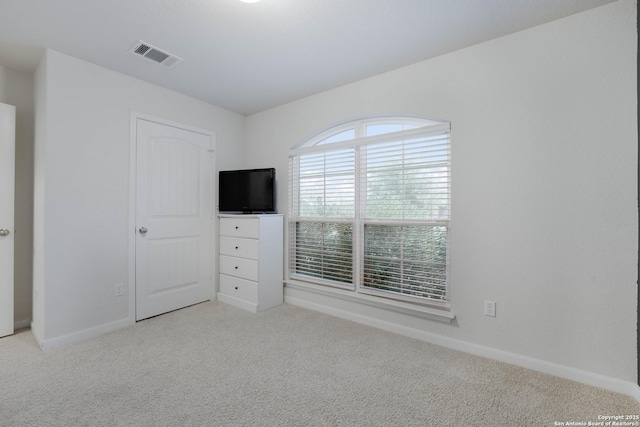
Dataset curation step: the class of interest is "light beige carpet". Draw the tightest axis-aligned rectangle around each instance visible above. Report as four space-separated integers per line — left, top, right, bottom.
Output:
1 301 638 426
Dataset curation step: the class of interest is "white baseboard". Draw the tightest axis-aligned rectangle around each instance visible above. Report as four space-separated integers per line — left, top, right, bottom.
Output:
631 384 640 404
14 318 31 330
217 292 258 313
285 295 640 402
35 316 134 351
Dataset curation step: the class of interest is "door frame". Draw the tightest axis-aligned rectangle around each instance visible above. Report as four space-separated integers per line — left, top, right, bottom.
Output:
128 112 216 322
0 102 15 338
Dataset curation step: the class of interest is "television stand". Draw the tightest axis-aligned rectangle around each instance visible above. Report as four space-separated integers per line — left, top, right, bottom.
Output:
217 214 284 312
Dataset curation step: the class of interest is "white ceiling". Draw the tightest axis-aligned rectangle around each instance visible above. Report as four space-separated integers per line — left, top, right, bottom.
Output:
0 0 616 115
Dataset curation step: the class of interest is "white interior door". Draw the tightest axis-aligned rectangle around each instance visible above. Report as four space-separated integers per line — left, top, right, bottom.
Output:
135 118 214 321
0 103 15 338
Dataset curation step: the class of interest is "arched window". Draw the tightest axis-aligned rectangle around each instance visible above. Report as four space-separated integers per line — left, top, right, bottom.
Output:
288 116 451 308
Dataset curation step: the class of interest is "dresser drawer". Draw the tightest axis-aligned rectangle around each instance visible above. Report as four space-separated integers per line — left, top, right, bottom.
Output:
220 217 259 239
220 255 259 281
220 236 259 259
219 275 258 303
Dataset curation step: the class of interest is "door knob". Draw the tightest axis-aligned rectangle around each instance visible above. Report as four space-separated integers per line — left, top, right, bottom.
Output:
0 229 9 237
139 227 148 235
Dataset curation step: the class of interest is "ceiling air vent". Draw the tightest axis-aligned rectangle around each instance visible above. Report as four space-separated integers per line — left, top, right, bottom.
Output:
129 41 183 68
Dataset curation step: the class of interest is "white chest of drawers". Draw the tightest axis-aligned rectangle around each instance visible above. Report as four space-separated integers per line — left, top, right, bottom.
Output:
217 214 283 312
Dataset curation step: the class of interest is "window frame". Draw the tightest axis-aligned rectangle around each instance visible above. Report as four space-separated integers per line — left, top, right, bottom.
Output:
288 116 451 311
297 116 443 149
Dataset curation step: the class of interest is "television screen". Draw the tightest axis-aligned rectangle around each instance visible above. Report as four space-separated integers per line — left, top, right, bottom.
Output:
218 168 276 213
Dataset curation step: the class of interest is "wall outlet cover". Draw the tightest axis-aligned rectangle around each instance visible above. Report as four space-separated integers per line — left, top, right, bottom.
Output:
484 300 496 317
115 283 124 297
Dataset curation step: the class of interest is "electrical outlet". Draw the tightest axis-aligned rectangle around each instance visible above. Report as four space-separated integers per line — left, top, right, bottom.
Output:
114 283 124 297
484 300 496 317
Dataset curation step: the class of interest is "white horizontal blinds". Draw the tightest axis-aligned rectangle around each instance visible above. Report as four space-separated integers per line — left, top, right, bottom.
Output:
363 132 450 220
290 221 354 285
360 126 450 303
297 147 355 218
362 224 448 302
289 146 355 286
289 119 451 304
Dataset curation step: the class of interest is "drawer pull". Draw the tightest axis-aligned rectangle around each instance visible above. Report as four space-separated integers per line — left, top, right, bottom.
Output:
235 226 239 230
235 286 238 290
235 266 238 270
235 246 239 250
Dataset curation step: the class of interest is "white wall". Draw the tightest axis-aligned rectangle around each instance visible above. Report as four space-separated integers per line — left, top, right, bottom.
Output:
245 0 637 387
33 49 245 344
0 65 34 328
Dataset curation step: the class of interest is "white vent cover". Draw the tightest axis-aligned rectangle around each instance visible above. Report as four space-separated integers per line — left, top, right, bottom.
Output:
129 41 183 68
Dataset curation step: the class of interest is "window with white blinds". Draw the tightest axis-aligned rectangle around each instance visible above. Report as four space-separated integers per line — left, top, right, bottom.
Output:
289 117 451 307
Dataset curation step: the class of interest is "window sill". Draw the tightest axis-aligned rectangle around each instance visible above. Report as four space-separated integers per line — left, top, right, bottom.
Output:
284 280 456 324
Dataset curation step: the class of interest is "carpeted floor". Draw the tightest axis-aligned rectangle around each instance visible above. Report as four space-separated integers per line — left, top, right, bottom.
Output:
0 301 638 426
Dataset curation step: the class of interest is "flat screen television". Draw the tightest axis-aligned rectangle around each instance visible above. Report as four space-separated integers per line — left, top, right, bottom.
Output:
218 168 276 214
